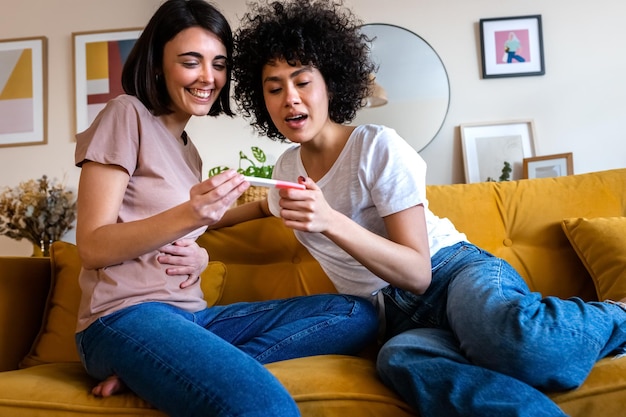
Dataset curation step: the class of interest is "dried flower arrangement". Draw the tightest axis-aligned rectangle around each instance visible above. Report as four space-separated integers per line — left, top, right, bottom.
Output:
0 175 77 256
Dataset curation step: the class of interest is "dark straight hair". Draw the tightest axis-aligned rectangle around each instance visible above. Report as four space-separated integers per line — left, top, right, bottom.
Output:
122 0 234 116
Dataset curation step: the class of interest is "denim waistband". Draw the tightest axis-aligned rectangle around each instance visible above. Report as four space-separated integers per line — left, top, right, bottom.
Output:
382 241 477 340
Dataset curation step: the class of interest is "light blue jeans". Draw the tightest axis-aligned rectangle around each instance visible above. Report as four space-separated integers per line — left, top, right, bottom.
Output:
377 242 626 417
76 294 378 417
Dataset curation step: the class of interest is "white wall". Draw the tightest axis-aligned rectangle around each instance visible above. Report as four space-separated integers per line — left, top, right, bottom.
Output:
1 0 625 255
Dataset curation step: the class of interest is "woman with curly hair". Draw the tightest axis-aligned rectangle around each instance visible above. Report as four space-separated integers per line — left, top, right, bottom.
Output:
219 1 626 416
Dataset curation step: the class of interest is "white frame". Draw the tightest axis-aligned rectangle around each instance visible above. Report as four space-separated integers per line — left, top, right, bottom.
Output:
523 152 573 179
73 28 142 134
0 36 47 147
460 119 537 183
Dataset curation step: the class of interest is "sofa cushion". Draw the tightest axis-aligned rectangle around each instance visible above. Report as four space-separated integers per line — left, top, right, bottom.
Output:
0 356 416 417
20 242 82 367
198 217 337 305
548 355 626 416
20 241 227 368
426 170 626 300
562 217 626 301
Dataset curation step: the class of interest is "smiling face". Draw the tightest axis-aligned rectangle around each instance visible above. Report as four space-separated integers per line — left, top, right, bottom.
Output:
261 59 333 145
161 26 228 122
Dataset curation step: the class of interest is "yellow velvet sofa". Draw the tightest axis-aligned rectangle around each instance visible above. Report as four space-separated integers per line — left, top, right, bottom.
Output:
1 168 626 417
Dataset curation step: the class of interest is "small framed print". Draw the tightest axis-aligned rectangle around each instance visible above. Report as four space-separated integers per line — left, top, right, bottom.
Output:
0 36 47 147
460 119 537 183
73 28 142 134
523 153 573 179
479 15 545 79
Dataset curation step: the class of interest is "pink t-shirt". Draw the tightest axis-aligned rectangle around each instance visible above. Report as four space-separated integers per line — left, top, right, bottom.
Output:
74 95 208 332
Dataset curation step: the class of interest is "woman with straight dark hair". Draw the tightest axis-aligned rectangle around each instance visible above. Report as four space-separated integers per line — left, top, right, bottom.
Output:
73 1 378 416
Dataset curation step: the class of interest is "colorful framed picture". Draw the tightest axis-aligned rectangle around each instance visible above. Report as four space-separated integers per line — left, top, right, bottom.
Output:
523 152 573 179
479 15 545 79
73 28 142 134
460 119 537 183
0 36 47 147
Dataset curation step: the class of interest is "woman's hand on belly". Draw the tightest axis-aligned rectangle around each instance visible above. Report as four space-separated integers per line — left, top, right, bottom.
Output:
157 239 208 289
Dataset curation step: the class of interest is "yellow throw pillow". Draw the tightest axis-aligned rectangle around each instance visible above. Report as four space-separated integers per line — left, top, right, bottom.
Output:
561 217 626 302
21 241 226 368
201 261 227 306
20 241 81 367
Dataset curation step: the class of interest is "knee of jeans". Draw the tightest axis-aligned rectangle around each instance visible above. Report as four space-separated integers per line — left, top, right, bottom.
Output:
377 328 464 370
377 331 416 369
376 339 404 381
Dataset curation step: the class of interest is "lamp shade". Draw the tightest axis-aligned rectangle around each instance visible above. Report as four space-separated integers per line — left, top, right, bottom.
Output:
365 77 388 108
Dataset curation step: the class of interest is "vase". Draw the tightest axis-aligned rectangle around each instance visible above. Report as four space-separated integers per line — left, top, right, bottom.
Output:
32 239 53 257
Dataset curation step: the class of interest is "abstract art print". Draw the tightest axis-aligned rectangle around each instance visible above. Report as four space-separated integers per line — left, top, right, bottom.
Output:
479 15 545 78
73 28 142 134
0 36 47 147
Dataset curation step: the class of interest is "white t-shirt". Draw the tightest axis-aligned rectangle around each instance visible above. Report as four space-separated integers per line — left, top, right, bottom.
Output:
269 124 466 311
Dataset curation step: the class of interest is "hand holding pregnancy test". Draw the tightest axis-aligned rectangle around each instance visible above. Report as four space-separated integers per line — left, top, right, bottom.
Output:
243 176 305 190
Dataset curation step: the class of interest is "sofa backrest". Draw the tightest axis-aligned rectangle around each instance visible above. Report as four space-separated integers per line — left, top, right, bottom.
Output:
198 217 336 305
427 168 626 300
199 168 626 304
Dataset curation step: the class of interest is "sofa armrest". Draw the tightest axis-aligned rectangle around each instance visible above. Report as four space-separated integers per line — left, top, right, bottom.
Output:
0 257 51 371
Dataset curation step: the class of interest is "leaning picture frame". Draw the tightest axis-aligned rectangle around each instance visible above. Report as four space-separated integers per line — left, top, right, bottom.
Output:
0 36 47 147
523 152 573 179
460 119 537 183
73 28 142 134
479 15 545 79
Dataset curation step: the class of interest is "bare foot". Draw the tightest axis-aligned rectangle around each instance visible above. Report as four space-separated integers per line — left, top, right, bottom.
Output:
92 375 127 397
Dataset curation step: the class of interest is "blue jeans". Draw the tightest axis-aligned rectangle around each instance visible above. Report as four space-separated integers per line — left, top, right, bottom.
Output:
507 51 526 63
377 242 626 417
76 294 378 417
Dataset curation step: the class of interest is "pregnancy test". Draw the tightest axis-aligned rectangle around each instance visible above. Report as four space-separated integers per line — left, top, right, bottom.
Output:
244 176 305 190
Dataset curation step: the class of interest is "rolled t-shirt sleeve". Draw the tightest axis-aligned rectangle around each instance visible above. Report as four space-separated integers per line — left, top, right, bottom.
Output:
364 128 428 218
75 95 141 175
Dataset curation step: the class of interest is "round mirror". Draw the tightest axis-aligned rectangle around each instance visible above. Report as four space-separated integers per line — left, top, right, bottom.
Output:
354 24 450 152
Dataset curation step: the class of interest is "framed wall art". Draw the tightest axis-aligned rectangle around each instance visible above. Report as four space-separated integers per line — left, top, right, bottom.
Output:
523 152 573 179
460 119 537 183
0 36 47 147
479 15 545 79
73 28 142 134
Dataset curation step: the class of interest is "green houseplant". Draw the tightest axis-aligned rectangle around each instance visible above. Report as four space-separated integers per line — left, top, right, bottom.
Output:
208 146 274 205
486 161 512 182
208 146 273 179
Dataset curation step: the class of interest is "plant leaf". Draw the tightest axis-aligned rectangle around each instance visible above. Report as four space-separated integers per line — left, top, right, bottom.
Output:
251 146 266 164
259 165 273 178
208 166 229 177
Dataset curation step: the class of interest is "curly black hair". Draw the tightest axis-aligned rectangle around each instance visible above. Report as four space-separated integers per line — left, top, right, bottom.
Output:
233 0 376 141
